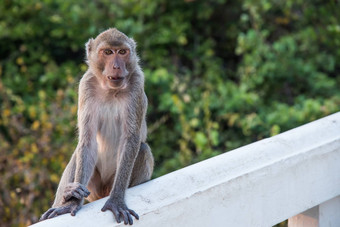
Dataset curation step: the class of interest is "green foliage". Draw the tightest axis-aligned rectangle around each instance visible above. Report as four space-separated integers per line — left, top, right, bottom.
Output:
0 0 339 226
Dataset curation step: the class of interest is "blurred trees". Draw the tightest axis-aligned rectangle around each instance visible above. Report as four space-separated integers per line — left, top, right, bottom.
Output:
0 0 339 226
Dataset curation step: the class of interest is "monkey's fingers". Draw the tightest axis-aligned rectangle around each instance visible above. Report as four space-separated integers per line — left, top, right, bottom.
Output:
75 184 90 197
82 189 90 197
64 190 82 201
70 204 81 216
101 204 121 223
39 208 55 221
128 209 139 220
64 186 90 202
65 183 90 197
118 208 131 225
47 206 71 219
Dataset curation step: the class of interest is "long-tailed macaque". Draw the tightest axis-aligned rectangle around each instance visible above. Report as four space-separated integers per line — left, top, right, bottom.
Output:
40 28 154 225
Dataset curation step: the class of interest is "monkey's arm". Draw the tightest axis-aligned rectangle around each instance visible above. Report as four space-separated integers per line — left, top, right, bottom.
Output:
73 110 98 186
101 92 145 225
58 107 98 204
40 88 98 220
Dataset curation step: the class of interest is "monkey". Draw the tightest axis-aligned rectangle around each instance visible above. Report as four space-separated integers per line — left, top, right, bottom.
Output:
40 28 154 225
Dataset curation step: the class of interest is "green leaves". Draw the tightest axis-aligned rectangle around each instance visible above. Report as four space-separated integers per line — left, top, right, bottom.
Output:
1 0 339 226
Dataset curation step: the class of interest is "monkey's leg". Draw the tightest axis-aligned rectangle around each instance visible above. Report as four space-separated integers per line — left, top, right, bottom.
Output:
53 153 77 207
40 154 78 220
50 153 90 206
40 153 91 221
86 167 103 202
129 142 154 187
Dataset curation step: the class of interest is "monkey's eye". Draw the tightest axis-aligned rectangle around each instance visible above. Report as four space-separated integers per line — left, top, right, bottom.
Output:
103 49 113 55
118 49 127 55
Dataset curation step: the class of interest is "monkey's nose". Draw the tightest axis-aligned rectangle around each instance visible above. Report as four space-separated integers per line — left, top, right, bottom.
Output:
113 65 120 69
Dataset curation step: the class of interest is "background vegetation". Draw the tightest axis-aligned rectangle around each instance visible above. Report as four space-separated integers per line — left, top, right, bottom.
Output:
0 0 339 226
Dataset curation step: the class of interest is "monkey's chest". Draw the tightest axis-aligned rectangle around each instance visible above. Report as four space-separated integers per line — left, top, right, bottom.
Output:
95 104 124 182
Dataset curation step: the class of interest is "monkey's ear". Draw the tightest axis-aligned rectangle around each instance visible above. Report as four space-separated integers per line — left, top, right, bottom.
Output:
85 38 94 59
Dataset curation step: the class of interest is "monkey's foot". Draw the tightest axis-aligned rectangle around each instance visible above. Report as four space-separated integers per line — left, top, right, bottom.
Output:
101 199 139 225
40 199 83 221
63 182 90 202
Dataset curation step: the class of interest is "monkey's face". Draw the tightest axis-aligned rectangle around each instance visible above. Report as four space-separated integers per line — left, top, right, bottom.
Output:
97 46 131 89
86 28 138 90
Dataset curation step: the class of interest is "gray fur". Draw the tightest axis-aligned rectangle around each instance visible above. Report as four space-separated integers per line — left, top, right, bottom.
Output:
40 28 154 225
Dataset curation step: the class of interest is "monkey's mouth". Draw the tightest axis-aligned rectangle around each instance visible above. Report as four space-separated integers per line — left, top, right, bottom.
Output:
107 76 123 81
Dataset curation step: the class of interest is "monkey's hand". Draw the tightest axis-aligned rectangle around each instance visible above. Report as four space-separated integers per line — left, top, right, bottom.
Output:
101 198 139 225
63 182 90 202
39 198 83 221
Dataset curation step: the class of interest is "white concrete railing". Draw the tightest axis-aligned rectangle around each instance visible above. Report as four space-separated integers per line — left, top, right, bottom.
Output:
31 112 340 227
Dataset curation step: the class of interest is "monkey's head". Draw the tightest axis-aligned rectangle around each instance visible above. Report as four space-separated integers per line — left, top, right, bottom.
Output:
85 28 138 90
